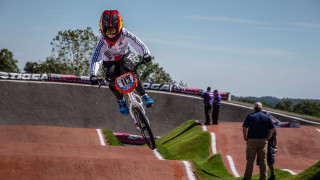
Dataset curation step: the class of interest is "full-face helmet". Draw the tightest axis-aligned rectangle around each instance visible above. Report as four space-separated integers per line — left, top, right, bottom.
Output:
100 10 123 43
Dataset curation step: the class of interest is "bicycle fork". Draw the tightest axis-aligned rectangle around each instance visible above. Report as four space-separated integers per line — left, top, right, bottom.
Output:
127 92 149 131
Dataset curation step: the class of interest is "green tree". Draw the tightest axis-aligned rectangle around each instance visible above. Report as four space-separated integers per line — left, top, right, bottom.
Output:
275 100 293 112
24 57 68 74
275 101 286 110
293 101 320 117
136 56 175 84
283 100 293 112
50 27 98 75
24 61 40 73
0 48 20 72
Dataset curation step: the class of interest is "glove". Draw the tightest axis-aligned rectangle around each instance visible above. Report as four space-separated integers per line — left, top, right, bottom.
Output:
143 54 152 64
90 75 98 85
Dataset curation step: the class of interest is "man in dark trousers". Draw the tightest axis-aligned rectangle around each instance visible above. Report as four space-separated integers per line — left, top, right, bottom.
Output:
257 113 278 180
242 102 275 180
202 87 213 125
212 89 221 125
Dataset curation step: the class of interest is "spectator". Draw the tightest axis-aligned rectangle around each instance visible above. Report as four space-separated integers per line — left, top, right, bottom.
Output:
202 87 213 125
212 89 221 125
242 102 275 180
257 114 278 180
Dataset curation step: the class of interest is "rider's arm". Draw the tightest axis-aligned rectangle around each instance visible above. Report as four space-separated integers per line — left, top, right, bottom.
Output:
123 28 150 57
89 36 104 76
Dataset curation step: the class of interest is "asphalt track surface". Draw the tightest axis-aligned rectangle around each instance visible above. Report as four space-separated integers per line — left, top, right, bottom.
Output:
1 80 319 136
1 80 320 179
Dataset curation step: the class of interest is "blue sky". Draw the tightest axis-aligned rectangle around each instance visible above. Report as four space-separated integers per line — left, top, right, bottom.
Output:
1 0 320 99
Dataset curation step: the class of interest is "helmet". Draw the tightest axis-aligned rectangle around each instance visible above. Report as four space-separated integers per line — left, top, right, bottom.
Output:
100 10 123 43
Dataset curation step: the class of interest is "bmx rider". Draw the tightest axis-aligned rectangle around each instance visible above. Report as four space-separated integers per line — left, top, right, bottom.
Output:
89 10 154 115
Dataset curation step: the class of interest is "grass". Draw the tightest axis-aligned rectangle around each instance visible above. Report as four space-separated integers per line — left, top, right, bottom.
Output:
101 128 124 146
285 160 320 180
193 154 233 180
155 120 232 179
245 169 293 180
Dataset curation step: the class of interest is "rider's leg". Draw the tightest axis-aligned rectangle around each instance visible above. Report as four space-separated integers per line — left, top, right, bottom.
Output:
135 73 154 107
103 61 128 115
120 52 154 107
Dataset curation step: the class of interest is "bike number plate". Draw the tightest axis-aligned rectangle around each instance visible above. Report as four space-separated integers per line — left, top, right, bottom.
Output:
115 72 137 93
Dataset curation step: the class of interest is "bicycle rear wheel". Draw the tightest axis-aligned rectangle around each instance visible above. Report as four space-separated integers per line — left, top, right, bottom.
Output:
133 107 156 150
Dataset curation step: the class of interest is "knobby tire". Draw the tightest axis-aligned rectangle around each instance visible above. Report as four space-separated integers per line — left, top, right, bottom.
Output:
133 107 156 150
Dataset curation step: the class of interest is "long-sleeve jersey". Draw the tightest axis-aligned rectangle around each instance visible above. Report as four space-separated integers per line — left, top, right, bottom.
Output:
89 28 150 76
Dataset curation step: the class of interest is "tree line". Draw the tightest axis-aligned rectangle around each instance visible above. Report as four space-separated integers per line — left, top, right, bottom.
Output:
1 27 178 85
234 97 320 118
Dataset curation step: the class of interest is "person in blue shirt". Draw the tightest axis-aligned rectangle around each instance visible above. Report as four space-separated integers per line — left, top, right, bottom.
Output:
202 87 213 125
257 112 278 180
242 102 275 180
212 89 221 125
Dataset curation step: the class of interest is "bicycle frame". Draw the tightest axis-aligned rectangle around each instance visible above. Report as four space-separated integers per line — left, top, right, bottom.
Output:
97 60 156 149
100 76 151 131
126 91 150 130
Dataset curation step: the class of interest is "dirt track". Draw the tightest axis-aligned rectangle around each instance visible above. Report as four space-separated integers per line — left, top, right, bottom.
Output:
0 125 188 179
207 122 320 176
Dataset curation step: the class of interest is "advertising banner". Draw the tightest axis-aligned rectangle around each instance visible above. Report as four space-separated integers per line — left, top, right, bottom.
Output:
142 83 171 91
171 85 204 96
0 72 48 81
48 73 91 84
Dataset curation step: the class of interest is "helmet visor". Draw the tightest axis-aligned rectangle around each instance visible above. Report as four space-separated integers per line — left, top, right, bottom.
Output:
102 11 120 35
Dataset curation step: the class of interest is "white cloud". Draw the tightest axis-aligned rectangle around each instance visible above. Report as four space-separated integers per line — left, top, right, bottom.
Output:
144 37 296 58
289 22 320 28
177 15 268 25
254 26 320 33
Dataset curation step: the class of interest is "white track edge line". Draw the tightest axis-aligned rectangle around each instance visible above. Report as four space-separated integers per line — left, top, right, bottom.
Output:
210 132 217 155
96 129 106 146
153 149 164 160
226 155 240 177
316 129 320 133
182 161 197 180
202 124 208 131
281 169 297 175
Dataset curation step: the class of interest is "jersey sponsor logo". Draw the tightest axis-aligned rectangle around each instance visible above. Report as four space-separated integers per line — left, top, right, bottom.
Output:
104 51 113 60
0 72 48 81
143 83 170 91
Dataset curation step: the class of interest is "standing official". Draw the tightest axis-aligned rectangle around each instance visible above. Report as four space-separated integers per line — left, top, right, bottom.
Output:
202 87 213 125
242 102 275 180
212 90 221 125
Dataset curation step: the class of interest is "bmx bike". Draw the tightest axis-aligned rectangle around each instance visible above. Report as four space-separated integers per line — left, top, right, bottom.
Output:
98 61 156 150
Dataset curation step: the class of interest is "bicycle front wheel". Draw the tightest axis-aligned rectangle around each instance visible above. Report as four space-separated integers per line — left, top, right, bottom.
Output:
133 107 156 150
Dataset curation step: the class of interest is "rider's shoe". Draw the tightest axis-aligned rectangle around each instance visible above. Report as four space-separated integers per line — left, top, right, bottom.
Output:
118 99 129 115
142 94 153 108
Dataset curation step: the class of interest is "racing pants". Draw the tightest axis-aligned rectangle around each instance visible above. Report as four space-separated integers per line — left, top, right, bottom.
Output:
103 52 145 100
